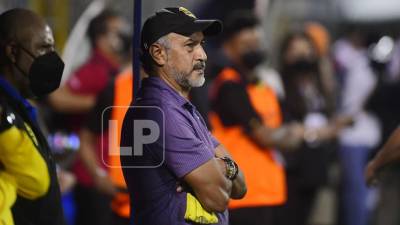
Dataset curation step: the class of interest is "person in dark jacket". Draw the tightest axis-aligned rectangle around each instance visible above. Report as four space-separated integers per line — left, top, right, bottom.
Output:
0 8 66 225
278 31 348 225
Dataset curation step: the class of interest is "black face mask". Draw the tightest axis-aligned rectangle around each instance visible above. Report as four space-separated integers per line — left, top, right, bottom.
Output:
17 47 65 97
119 32 132 55
109 31 132 57
240 50 266 70
285 58 318 75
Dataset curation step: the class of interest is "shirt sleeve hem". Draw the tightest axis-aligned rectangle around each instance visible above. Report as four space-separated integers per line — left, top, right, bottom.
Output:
175 153 214 179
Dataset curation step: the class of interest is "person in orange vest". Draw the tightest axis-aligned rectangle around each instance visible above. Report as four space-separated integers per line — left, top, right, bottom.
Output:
79 66 134 225
208 11 305 225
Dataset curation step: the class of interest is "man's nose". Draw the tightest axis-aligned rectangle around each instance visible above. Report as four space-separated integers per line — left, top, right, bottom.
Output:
195 45 207 62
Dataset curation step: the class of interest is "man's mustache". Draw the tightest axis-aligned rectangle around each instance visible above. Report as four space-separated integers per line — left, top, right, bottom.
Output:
193 62 206 70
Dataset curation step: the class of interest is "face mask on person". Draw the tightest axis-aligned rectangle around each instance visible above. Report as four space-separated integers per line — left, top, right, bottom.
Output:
240 49 266 70
15 46 65 97
108 31 132 57
285 58 318 75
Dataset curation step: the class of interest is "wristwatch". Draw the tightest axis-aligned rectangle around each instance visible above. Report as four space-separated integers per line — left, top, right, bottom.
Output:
220 157 239 180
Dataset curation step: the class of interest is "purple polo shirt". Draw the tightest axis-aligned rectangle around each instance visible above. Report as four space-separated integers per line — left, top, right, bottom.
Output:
121 77 229 225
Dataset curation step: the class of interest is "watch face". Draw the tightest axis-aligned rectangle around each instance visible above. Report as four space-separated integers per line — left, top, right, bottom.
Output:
223 157 238 180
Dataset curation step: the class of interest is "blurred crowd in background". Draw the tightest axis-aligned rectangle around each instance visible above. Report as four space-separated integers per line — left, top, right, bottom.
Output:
2 0 400 225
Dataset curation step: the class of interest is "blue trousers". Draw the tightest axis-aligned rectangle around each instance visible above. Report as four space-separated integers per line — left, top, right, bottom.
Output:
338 145 372 225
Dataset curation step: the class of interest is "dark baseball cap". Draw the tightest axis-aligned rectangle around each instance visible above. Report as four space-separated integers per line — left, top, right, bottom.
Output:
141 7 222 51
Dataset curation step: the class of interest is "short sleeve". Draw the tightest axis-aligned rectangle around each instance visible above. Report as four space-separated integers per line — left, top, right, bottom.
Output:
163 107 214 178
67 65 110 95
210 133 220 149
120 103 214 179
214 81 262 132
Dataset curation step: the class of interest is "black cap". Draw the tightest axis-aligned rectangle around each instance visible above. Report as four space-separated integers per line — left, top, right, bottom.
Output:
223 10 260 40
141 7 222 51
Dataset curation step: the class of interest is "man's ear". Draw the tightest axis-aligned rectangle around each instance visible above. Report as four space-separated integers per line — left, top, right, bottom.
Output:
149 43 167 66
5 42 17 63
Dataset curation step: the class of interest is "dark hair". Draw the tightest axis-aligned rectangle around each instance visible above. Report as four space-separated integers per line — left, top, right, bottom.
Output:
279 31 323 120
278 31 317 71
87 9 119 46
140 51 155 76
222 10 260 41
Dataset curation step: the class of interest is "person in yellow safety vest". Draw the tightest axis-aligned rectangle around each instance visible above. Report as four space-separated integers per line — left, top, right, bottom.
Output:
80 66 133 225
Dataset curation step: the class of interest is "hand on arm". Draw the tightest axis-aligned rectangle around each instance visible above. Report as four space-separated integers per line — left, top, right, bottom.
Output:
365 127 400 185
251 114 352 150
305 115 353 142
183 157 231 213
250 121 305 151
216 82 304 151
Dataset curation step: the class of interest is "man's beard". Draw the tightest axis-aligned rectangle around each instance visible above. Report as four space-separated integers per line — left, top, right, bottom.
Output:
171 62 206 89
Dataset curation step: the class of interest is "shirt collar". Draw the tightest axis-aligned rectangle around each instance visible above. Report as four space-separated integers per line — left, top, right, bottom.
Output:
0 76 37 121
142 76 195 110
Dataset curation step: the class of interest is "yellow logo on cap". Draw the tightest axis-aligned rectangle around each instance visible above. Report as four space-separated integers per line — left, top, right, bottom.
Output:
179 7 196 19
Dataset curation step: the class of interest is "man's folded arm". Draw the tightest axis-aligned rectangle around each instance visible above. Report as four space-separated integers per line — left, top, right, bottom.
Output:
214 144 247 199
183 158 232 213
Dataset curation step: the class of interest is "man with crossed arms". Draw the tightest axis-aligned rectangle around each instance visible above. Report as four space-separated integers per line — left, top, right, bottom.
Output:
121 7 246 225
